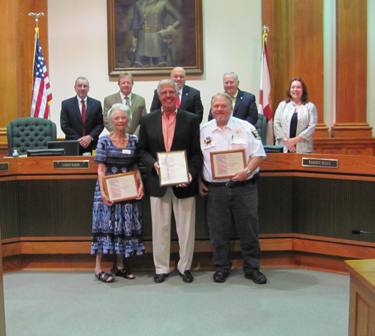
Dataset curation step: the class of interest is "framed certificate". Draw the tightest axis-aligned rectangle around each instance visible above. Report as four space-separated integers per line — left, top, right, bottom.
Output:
157 150 189 186
103 171 138 202
210 149 246 180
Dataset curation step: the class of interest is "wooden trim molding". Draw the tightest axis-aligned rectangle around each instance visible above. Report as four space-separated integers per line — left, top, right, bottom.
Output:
2 234 374 273
314 137 375 155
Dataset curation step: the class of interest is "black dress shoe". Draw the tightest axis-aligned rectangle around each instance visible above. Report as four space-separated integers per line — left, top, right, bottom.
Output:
213 270 229 283
245 270 267 284
153 273 168 283
178 270 194 283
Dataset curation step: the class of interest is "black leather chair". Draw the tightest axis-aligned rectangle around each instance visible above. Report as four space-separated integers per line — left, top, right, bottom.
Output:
7 117 57 155
255 113 267 145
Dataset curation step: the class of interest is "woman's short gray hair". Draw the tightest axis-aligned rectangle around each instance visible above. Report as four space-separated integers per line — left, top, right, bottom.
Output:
107 103 130 129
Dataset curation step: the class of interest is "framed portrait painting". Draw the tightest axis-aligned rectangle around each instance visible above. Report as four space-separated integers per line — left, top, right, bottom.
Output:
107 0 203 76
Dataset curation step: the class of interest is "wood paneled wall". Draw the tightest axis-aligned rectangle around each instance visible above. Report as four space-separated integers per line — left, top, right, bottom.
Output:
262 0 327 137
262 0 374 153
333 0 371 138
0 0 48 148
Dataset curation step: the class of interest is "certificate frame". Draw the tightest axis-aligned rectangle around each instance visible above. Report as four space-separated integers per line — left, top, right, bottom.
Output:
157 150 189 186
210 149 246 180
103 171 138 203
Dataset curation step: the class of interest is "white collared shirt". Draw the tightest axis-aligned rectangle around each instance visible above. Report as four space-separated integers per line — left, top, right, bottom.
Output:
200 116 266 182
120 92 132 106
76 96 87 114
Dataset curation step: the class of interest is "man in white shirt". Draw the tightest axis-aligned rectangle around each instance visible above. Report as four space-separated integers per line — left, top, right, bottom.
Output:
200 92 267 284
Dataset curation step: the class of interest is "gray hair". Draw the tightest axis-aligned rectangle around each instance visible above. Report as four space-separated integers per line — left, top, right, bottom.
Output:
223 72 239 83
118 72 134 84
107 103 130 129
170 66 186 76
75 76 89 86
211 92 233 108
157 79 178 95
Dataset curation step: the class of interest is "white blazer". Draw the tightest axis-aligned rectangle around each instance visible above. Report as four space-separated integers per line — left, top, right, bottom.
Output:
273 101 317 153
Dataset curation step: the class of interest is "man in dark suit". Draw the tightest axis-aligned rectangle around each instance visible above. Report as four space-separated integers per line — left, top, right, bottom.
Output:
149 66 203 123
138 79 202 284
60 77 104 154
209 72 258 126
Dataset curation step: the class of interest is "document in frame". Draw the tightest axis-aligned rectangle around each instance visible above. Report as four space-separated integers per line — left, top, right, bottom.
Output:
210 149 246 179
157 150 189 186
103 171 138 202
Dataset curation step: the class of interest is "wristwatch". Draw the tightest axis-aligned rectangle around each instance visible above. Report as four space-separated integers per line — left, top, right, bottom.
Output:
244 167 252 176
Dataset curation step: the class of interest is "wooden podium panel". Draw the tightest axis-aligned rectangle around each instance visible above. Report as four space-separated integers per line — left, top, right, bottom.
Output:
0 154 375 272
0 227 6 336
345 259 375 336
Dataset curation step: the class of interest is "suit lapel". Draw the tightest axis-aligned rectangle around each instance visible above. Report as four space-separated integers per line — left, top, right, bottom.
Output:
155 110 165 151
85 97 92 124
73 97 83 127
180 86 189 108
233 90 243 115
170 109 183 150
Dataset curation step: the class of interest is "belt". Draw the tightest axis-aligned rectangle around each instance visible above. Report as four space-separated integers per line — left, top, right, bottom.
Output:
204 173 259 188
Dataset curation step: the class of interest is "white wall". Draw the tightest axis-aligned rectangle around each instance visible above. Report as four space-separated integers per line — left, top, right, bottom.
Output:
48 0 262 136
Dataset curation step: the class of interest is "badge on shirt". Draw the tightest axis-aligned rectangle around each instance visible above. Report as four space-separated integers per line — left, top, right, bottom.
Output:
122 149 132 155
202 136 215 149
231 128 246 144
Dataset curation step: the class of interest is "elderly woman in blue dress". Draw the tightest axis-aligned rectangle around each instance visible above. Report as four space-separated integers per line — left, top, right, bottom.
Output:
91 103 145 283
273 77 317 153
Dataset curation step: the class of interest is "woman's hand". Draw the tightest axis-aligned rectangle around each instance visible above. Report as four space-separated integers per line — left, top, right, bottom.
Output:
136 184 144 200
285 136 301 152
101 192 113 206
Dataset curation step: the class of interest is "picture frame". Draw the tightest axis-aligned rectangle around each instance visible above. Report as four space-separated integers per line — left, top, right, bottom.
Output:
210 149 246 180
157 150 189 186
103 171 139 202
107 0 203 76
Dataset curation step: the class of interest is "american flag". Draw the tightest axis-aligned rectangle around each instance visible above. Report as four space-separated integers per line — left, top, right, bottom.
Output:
31 27 52 119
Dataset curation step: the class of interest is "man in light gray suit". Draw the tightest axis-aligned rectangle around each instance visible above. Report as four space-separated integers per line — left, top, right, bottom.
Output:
103 72 146 135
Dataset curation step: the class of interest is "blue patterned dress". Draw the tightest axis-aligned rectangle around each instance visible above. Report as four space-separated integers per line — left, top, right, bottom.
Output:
91 134 145 258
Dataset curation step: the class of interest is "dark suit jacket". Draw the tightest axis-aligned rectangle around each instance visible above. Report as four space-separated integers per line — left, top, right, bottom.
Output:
208 89 258 126
60 96 104 153
138 109 202 198
150 85 204 123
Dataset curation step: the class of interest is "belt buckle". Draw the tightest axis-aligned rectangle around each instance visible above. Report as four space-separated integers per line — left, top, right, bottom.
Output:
225 181 235 188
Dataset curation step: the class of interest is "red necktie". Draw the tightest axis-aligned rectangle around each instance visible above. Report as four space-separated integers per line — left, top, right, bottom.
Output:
176 92 181 108
81 99 86 135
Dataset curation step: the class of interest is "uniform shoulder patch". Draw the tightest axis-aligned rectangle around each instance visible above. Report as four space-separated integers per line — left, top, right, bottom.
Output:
251 128 261 140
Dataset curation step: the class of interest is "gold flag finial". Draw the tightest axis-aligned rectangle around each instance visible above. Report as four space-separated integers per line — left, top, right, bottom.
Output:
28 12 44 27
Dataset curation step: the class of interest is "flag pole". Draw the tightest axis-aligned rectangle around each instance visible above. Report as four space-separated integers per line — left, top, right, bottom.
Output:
259 25 274 145
28 12 52 119
28 12 44 81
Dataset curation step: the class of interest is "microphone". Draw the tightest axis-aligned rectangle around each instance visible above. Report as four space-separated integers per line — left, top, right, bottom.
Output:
351 229 375 235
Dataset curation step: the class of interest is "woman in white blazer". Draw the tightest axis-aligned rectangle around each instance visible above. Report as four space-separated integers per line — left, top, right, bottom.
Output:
273 78 317 153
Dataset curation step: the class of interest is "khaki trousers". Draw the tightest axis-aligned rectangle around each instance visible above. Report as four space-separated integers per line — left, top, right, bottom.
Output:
150 188 195 274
